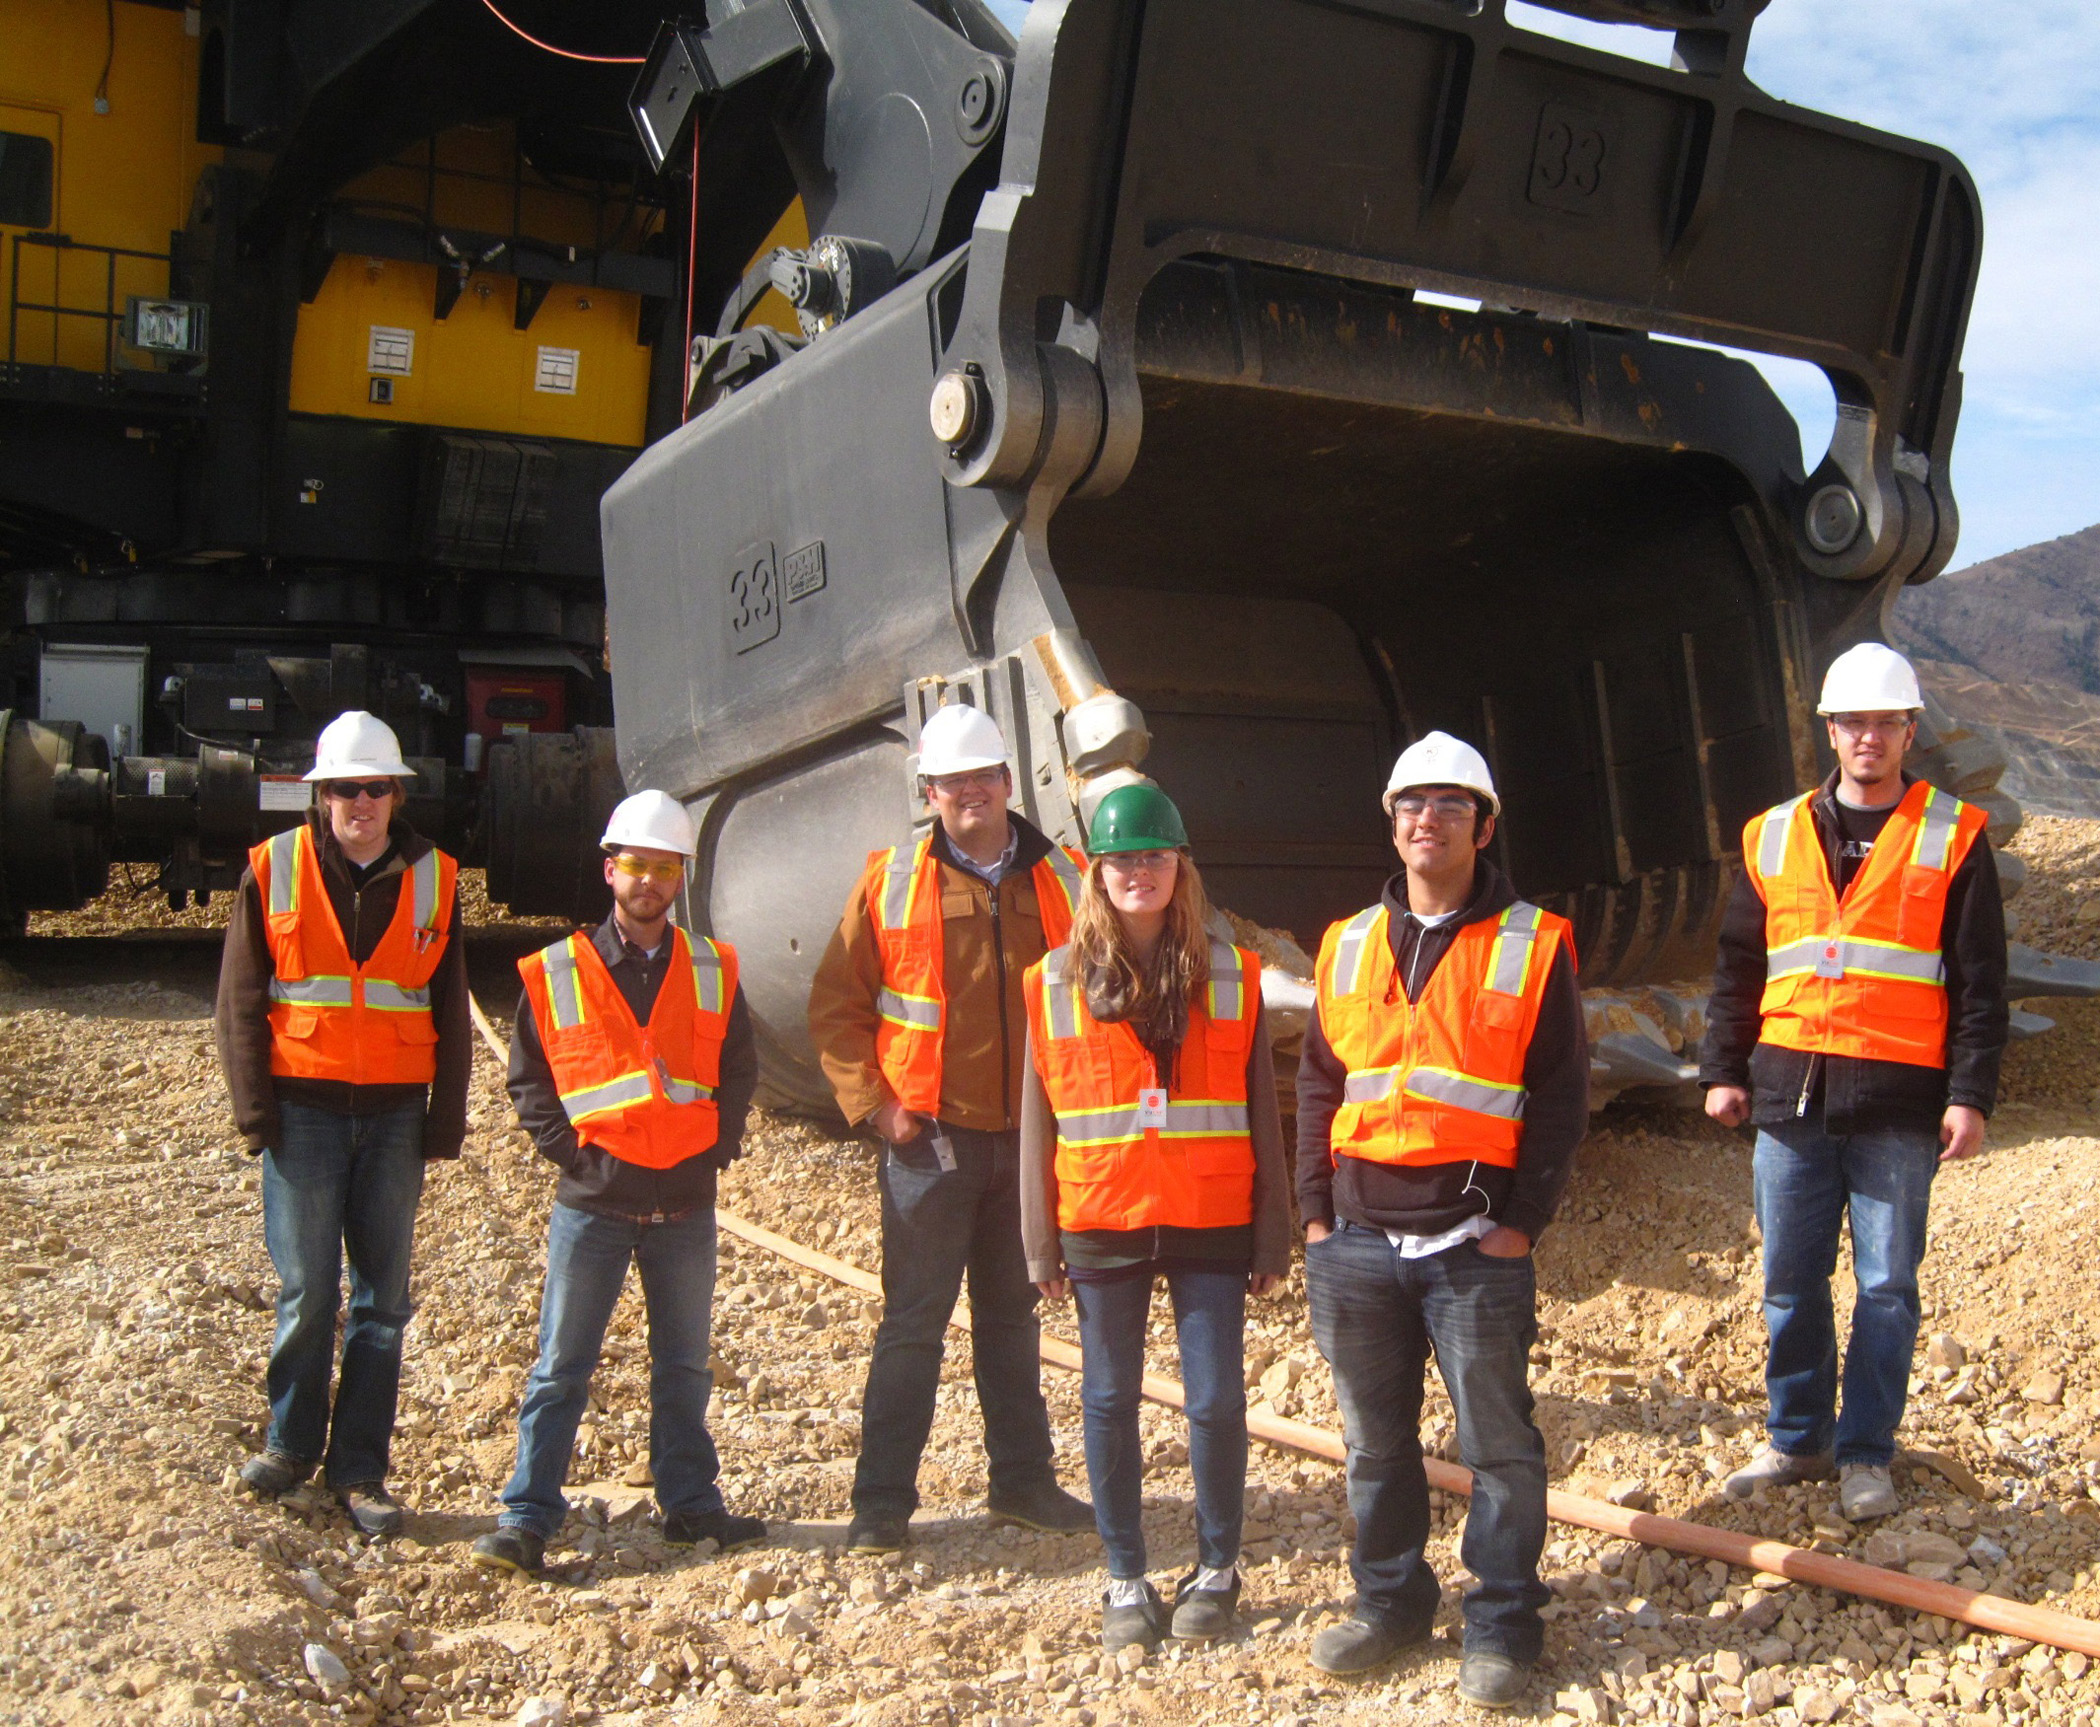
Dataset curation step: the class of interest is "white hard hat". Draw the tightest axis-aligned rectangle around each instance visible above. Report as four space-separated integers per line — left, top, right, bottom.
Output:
1383 730 1500 816
917 703 1009 778
601 789 698 856
304 710 415 782
1817 642 1923 714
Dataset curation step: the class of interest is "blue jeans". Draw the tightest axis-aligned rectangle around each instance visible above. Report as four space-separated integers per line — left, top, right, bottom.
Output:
499 1202 724 1538
261 1100 427 1487
853 1126 1058 1519
1305 1221 1549 1663
1073 1266 1248 1579
1754 1122 1940 1467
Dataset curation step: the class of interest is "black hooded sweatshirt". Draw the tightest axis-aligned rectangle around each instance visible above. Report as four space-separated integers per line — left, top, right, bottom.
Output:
1295 858 1589 1243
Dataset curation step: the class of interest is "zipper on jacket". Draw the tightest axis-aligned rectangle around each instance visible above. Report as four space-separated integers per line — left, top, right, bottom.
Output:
1795 1052 1820 1120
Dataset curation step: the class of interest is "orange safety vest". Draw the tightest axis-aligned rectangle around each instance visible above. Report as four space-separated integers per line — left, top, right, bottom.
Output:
1024 939 1260 1233
862 832 1085 1114
1744 779 1986 1070
251 825 457 1086
1314 900 1570 1170
518 926 740 1170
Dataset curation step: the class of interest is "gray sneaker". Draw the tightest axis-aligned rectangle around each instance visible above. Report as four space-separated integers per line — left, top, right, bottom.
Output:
1839 1463 1900 1521
1722 1443 1835 1501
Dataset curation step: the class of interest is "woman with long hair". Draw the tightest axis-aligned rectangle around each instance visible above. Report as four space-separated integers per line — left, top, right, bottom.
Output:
1020 783 1291 1650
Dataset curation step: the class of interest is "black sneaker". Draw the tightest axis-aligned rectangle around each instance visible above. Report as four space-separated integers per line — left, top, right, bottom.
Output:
845 1513 909 1554
334 1483 405 1538
985 1480 1094 1535
1456 1650 1532 1709
1101 1581 1167 1652
1170 1566 1241 1640
664 1509 766 1552
1308 1614 1430 1675
469 1527 546 1575
238 1451 312 1499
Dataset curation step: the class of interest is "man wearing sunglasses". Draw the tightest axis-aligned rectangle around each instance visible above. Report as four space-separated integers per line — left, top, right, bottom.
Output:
1296 732 1588 1709
1701 644 2006 1523
475 789 762 1575
217 711 468 1537
809 703 1094 1553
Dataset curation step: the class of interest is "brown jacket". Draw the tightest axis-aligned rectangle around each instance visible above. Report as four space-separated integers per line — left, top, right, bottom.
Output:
215 808 472 1159
807 815 1063 1132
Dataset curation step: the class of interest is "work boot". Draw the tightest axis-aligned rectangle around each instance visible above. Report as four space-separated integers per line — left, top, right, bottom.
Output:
1308 1614 1428 1675
1101 1580 1167 1652
1170 1565 1241 1640
664 1509 767 1552
986 1479 1095 1535
1721 1443 1835 1501
845 1513 909 1554
1840 1463 1900 1521
237 1451 312 1499
469 1527 546 1576
334 1483 405 1538
1456 1650 1532 1709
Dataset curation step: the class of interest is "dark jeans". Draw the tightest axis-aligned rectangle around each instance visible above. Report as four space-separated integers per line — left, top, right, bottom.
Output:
1754 1122 1940 1467
1073 1266 1248 1578
261 1099 427 1487
499 1202 724 1538
852 1124 1057 1519
1305 1220 1549 1663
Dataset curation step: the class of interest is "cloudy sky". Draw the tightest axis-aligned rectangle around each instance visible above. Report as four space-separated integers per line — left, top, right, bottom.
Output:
1511 0 2100 569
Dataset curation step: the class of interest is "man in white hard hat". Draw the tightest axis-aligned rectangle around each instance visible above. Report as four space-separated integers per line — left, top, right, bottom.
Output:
1296 731 1588 1709
1701 643 2006 1521
472 790 763 1575
216 711 469 1537
809 702 1094 1552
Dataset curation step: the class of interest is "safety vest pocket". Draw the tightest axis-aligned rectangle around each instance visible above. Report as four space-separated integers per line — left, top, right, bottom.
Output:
1897 863 1949 948
1861 974 1945 1021
1183 1140 1255 1179
391 1013 440 1045
1467 988 1527 1071
278 1007 323 1041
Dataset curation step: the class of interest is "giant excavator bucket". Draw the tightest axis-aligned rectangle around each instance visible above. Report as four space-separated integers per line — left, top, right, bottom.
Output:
597 0 1981 1109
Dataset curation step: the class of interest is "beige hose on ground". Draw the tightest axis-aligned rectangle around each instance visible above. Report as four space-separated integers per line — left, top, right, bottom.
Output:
465 995 2100 1658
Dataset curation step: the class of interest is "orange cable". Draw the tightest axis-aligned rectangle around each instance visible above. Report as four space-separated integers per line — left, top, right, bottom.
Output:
478 0 646 64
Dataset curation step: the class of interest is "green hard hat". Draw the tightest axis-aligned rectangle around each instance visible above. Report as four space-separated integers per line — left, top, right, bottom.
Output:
1087 782 1189 854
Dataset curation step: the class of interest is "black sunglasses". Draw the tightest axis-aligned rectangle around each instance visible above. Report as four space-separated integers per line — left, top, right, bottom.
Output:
324 780 397 802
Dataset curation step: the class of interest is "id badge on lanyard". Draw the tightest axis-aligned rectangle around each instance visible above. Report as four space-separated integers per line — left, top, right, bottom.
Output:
1136 1087 1168 1131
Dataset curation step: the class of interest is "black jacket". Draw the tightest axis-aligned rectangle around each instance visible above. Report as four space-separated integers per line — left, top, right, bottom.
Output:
215 809 471 1159
1697 772 2008 1130
1296 859 1590 1242
509 913 759 1219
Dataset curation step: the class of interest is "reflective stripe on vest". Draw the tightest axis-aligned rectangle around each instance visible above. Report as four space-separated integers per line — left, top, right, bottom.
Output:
1335 903 1540 1124
268 974 353 1007
879 847 920 929
1024 938 1259 1233
408 848 442 936
266 829 300 917
1755 795 1808 881
1316 898 1568 1170
543 939 588 1030
1766 935 1945 986
1341 1063 1526 1120
691 938 726 1015
1743 778 1986 1070
561 1069 658 1124
1040 846 1083 921
876 987 940 1030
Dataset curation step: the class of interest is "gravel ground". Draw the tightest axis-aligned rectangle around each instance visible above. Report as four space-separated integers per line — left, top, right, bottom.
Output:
1 832 2099 1727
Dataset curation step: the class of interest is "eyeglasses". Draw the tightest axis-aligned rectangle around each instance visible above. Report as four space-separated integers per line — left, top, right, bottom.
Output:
1829 713 1915 739
1100 850 1177 876
610 853 685 883
324 780 397 803
1391 793 1479 822
927 768 1008 793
